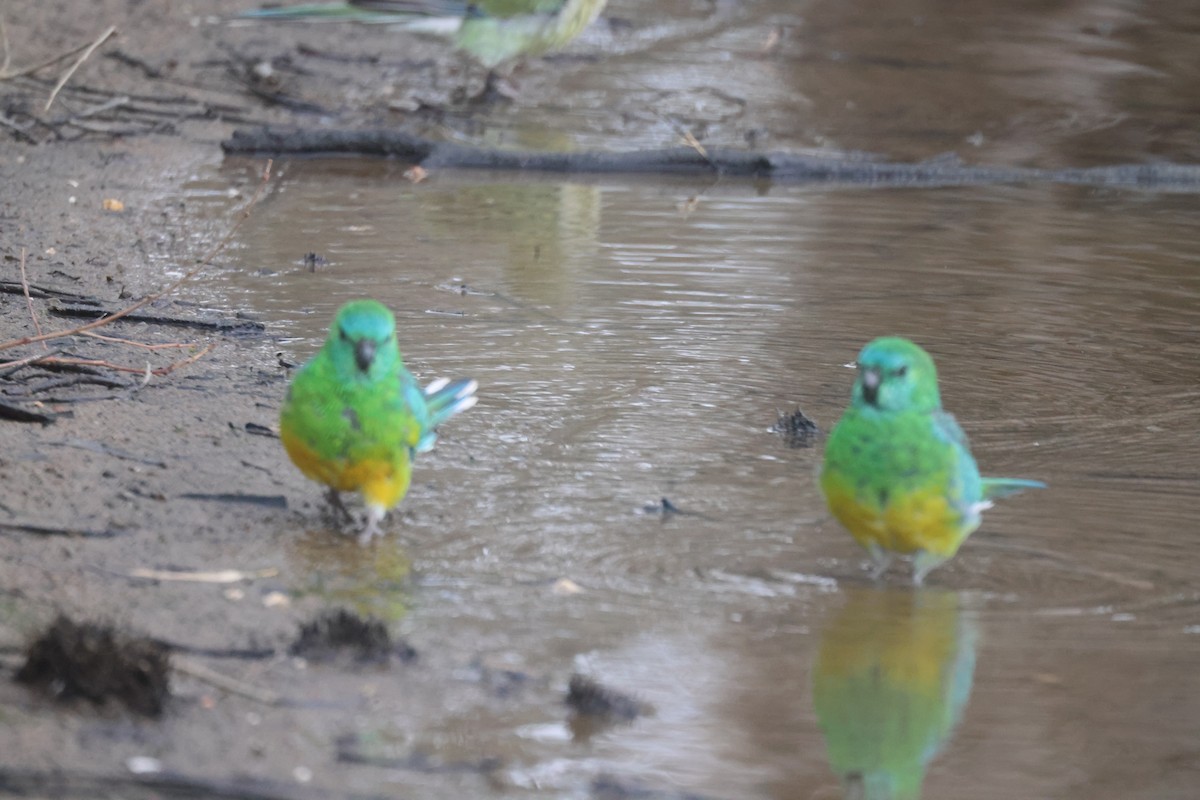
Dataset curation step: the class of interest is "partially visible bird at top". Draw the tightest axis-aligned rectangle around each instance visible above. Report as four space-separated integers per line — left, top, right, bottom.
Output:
279 299 477 544
819 337 1045 585
238 0 610 99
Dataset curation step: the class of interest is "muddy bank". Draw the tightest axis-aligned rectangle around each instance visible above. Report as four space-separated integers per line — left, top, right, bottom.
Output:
0 1 629 796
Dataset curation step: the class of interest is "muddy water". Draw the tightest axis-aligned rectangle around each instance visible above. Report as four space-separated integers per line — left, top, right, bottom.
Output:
212 165 1200 798
207 1 1200 797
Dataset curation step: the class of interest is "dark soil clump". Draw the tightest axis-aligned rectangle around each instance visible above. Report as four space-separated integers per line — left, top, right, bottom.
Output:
566 673 643 722
15 616 170 717
290 608 416 666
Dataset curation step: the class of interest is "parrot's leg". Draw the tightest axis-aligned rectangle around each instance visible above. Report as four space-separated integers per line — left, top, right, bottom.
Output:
913 550 949 586
866 542 893 580
325 488 354 525
357 505 386 546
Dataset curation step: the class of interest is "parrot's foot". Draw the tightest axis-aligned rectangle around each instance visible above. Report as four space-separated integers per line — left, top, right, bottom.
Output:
357 506 387 546
324 489 354 525
866 543 893 580
912 550 949 586
474 69 519 103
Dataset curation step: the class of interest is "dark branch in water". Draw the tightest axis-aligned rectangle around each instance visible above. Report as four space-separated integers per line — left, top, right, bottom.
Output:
223 128 1200 190
0 768 396 800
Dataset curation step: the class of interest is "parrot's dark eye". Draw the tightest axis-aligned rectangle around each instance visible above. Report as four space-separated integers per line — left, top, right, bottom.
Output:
896 365 908 377
338 326 350 342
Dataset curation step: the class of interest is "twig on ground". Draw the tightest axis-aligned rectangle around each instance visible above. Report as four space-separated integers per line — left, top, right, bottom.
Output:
18 248 45 344
680 128 708 159
61 94 129 122
81 331 201 350
9 345 217 378
48 300 266 333
22 374 129 393
171 655 282 706
0 520 123 537
44 25 117 112
0 349 63 378
0 30 103 81
129 567 280 584
0 16 10 76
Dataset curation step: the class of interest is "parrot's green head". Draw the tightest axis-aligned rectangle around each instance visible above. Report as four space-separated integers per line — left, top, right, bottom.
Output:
851 337 942 414
326 299 401 382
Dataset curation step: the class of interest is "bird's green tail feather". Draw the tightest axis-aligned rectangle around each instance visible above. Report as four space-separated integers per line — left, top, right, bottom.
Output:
981 477 1046 500
239 4 368 20
416 377 477 453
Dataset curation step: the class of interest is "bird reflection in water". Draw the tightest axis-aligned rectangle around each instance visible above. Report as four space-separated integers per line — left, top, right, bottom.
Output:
812 589 978 800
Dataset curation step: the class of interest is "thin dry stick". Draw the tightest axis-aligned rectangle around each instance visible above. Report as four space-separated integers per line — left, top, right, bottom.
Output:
129 567 279 583
0 160 273 353
81 330 201 350
65 95 129 122
44 25 117 113
0 349 62 376
681 129 709 159
39 343 216 377
0 16 10 76
0 30 97 81
172 655 281 706
17 249 45 347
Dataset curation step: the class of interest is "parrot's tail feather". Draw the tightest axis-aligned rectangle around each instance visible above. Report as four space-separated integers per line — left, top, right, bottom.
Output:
237 4 369 20
415 377 476 453
417 379 477 453
424 377 477 421
981 477 1046 501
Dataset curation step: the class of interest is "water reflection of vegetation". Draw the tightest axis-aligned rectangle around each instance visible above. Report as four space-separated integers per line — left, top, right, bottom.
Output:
418 181 601 307
286 530 412 623
812 589 978 800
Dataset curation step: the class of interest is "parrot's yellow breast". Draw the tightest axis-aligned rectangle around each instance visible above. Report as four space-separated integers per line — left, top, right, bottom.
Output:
280 425 410 510
824 480 967 559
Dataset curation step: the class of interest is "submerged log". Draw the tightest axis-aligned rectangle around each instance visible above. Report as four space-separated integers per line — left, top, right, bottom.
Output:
223 127 1200 189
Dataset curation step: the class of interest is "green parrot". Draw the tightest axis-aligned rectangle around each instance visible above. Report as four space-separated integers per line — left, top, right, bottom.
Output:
239 0 609 82
279 299 477 543
819 337 1044 584
813 589 978 800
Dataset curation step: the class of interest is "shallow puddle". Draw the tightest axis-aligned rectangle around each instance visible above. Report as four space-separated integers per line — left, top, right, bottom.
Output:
206 159 1200 797
193 0 1200 796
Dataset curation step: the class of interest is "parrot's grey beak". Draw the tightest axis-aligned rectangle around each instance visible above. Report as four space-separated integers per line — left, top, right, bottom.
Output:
354 338 377 373
861 367 880 405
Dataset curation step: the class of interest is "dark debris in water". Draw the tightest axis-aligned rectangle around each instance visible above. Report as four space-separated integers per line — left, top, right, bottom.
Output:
771 406 820 448
465 658 544 699
15 615 170 717
302 252 329 271
639 497 681 516
566 673 644 723
289 608 416 666
637 497 714 522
